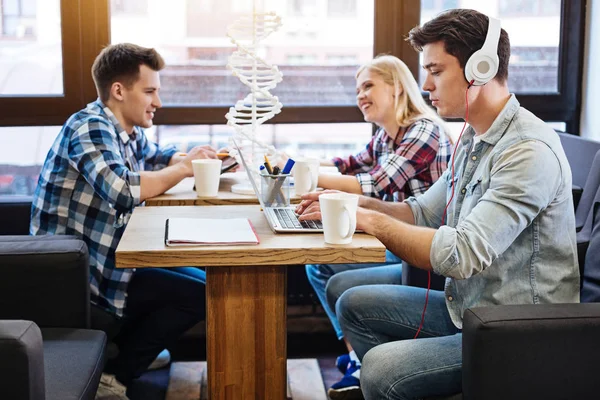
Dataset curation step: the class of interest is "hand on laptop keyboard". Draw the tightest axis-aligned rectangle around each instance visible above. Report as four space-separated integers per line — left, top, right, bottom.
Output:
274 208 322 230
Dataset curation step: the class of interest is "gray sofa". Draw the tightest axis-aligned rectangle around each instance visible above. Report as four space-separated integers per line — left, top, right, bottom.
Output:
0 234 107 400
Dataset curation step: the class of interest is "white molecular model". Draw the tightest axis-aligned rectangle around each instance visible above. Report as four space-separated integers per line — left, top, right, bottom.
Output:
225 4 284 193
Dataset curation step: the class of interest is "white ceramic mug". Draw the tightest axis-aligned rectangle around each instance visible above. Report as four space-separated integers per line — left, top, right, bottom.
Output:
293 157 319 195
192 159 222 197
319 193 359 244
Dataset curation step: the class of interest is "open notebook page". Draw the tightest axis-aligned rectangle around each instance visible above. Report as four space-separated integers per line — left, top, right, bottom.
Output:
165 217 259 246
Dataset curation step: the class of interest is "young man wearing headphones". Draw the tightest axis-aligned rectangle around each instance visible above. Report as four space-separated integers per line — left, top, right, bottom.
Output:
296 9 579 399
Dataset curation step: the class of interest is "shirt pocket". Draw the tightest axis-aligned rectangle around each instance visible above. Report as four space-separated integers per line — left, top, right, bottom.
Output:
464 176 484 209
445 172 459 189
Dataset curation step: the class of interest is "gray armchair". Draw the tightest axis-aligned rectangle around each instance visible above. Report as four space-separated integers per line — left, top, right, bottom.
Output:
434 195 600 400
0 235 107 400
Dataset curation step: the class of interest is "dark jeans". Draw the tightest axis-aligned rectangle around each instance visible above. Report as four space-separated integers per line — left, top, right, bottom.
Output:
106 267 206 385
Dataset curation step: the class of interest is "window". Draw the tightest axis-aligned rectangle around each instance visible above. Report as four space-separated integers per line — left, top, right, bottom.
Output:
419 1 561 93
0 126 59 195
110 0 374 112
0 0 92 127
328 0 357 18
498 0 562 18
286 54 318 65
0 0 63 95
0 0 587 145
2 0 37 37
231 0 252 13
111 0 147 16
288 0 318 18
419 0 585 132
421 0 458 20
155 123 372 161
326 54 358 65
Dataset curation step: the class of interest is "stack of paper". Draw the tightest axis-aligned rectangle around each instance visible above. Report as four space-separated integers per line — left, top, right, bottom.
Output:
165 217 259 246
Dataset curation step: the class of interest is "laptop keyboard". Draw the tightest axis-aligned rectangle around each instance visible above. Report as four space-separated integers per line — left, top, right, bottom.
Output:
273 208 323 230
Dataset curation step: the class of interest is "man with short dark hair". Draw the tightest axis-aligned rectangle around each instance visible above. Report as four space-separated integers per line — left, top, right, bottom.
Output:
31 43 217 398
297 9 579 399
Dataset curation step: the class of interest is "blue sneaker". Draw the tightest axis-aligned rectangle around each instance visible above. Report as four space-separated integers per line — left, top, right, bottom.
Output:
335 353 351 374
327 360 363 400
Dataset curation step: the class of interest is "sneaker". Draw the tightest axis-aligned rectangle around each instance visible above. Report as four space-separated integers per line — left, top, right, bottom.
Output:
327 361 363 400
335 353 351 374
148 348 171 370
95 373 129 400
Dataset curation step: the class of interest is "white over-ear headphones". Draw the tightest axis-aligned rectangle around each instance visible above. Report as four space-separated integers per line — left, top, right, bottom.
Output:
464 16 501 86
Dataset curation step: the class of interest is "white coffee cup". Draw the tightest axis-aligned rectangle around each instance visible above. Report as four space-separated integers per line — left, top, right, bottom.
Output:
192 159 222 197
293 157 319 195
320 192 359 245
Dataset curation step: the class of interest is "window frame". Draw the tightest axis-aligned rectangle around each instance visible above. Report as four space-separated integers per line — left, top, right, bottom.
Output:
0 0 108 126
501 0 585 133
0 0 586 134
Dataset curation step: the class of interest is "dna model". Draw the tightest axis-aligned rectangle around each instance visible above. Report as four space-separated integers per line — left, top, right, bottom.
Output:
224 10 283 173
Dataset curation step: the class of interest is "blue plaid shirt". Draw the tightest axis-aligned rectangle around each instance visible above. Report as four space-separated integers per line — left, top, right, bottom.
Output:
30 99 177 317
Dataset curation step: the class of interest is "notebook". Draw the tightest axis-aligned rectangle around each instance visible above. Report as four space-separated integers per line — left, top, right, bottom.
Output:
164 217 259 246
232 138 323 233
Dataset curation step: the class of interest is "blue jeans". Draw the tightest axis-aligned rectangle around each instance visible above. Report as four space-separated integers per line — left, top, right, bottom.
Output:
305 250 402 339
107 267 206 385
337 285 462 399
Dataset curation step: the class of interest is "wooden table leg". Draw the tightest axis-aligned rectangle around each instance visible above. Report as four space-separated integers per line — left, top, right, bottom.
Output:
206 265 287 400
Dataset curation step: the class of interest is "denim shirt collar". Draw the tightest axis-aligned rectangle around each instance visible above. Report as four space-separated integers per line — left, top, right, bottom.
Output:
460 94 520 148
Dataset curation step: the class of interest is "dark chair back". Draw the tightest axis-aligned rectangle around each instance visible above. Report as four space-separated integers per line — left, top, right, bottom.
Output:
575 149 600 232
559 133 600 190
0 196 32 235
581 199 600 302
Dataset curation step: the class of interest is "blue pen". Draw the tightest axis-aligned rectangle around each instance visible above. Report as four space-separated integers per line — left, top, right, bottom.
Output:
281 158 295 174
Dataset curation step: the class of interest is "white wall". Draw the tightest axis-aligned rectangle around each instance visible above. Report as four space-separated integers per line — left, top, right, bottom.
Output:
580 0 599 140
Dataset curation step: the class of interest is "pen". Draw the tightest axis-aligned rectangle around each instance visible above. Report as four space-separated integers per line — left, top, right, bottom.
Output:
263 161 273 174
179 153 230 158
281 158 295 174
272 166 280 175
264 155 274 172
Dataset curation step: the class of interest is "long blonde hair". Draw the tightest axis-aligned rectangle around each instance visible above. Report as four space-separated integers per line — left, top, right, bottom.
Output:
356 54 447 133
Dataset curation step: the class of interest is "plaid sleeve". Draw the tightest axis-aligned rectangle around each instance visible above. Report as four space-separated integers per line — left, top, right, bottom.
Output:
356 120 441 198
138 130 177 171
68 118 141 214
332 133 377 174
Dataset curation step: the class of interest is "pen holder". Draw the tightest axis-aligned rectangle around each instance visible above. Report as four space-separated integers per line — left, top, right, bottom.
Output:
260 174 291 207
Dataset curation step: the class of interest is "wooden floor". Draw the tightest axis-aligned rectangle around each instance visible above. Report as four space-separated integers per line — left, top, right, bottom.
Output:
165 358 337 400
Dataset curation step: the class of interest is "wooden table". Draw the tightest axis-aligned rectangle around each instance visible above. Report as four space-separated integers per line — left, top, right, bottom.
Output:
116 205 385 400
145 172 301 206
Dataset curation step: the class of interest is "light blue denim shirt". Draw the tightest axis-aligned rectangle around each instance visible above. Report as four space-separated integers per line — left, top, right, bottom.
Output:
406 94 580 328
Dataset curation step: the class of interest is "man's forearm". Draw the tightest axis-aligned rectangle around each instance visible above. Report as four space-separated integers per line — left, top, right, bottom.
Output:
359 196 416 225
318 174 363 194
168 153 185 166
139 163 188 201
362 209 434 270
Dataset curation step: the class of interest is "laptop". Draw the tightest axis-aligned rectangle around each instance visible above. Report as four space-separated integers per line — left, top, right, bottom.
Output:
232 139 323 233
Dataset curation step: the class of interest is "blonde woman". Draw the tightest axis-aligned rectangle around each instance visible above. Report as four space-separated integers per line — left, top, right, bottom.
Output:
305 55 451 400
318 54 450 201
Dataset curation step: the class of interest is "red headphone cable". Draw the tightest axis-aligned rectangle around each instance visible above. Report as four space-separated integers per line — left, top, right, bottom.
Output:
413 80 474 339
